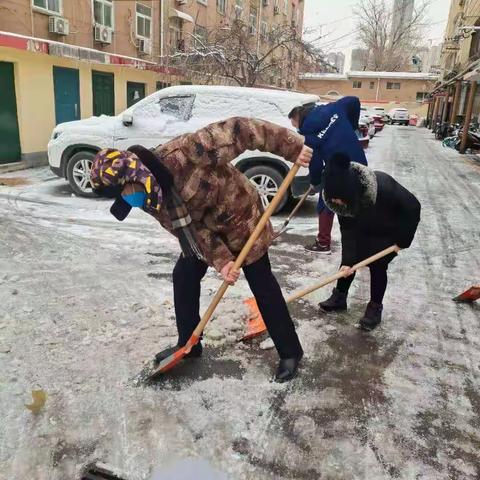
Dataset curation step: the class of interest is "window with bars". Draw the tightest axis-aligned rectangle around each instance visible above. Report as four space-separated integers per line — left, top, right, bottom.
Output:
353 81 362 89
217 0 227 15
369 81 375 89
386 82 401 90
136 3 151 39
169 25 184 53
194 25 208 47
156 81 171 91
32 0 61 14
416 92 427 102
94 0 113 28
273 0 280 14
249 9 257 35
261 21 268 38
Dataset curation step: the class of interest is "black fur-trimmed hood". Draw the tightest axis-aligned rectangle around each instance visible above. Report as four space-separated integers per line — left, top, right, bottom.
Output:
323 163 378 217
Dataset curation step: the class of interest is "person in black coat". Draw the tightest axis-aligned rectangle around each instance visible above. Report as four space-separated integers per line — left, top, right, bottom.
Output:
319 153 421 330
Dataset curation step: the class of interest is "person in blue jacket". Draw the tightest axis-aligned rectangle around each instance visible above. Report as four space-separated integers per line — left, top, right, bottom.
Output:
289 96 368 254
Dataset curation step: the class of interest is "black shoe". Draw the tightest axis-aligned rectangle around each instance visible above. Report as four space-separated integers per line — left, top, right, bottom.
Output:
153 343 203 366
359 302 383 331
274 352 303 383
304 240 331 254
319 288 348 312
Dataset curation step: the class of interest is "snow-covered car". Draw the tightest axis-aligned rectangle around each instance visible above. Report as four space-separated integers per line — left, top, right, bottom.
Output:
389 108 410 126
371 106 389 121
48 85 319 211
357 122 370 149
360 107 376 138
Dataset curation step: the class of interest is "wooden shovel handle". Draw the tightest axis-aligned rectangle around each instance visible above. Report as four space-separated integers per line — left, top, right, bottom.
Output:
191 163 301 339
287 245 398 303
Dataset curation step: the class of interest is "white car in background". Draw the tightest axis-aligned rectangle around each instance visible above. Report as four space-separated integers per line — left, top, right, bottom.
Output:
389 108 410 126
48 85 319 212
371 106 389 121
360 107 376 138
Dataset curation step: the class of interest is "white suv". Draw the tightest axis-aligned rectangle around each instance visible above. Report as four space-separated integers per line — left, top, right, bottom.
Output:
48 85 319 211
389 108 410 126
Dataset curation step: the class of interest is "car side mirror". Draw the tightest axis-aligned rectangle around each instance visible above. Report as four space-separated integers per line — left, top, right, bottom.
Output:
122 113 133 126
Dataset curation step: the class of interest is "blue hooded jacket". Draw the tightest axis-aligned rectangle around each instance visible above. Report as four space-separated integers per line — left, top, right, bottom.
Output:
299 96 368 189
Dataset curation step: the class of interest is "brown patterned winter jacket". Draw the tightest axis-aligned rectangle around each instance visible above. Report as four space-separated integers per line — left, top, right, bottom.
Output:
92 117 305 270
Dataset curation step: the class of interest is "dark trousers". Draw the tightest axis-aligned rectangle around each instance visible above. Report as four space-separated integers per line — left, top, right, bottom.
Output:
336 263 389 304
172 253 303 359
317 208 335 247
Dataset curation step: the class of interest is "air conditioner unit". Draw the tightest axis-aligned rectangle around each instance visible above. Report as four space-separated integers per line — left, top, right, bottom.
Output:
94 25 113 44
49 16 69 35
138 38 152 55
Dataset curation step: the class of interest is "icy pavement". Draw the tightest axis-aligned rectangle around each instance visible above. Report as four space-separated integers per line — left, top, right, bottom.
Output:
1 126 480 479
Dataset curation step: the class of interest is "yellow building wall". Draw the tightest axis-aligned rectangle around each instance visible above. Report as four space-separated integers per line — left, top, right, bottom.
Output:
0 46 179 161
299 77 434 116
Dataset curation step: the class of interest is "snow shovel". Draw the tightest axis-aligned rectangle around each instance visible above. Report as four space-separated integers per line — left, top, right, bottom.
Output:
273 186 313 240
82 462 129 480
453 285 480 302
242 245 398 341
148 163 302 379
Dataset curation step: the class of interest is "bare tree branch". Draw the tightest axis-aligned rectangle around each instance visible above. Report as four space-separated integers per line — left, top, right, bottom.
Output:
354 0 430 71
166 20 327 88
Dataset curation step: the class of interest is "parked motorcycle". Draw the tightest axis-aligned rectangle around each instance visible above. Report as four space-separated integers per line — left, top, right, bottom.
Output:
442 125 480 152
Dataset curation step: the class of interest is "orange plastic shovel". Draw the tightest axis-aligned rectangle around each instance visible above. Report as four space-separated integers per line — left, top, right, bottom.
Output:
148 163 302 379
453 285 480 302
242 245 399 341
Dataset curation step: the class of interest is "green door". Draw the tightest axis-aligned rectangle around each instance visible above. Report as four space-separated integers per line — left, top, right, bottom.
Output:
0 62 21 164
53 67 81 125
92 71 115 116
126 82 145 108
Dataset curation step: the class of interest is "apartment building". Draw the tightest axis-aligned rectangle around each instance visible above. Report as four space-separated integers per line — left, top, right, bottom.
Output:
0 0 304 166
168 0 305 88
0 0 179 166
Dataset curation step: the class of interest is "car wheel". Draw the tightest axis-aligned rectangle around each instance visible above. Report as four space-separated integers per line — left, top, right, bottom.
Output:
66 151 97 197
244 165 288 214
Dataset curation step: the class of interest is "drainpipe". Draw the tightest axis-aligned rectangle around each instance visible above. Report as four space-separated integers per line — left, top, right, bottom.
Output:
160 0 165 64
460 81 478 154
256 0 263 56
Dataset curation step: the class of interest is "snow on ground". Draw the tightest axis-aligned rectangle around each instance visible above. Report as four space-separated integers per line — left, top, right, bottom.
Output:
1 126 480 479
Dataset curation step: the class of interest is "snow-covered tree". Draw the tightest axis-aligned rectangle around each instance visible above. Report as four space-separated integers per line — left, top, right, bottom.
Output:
168 20 326 88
